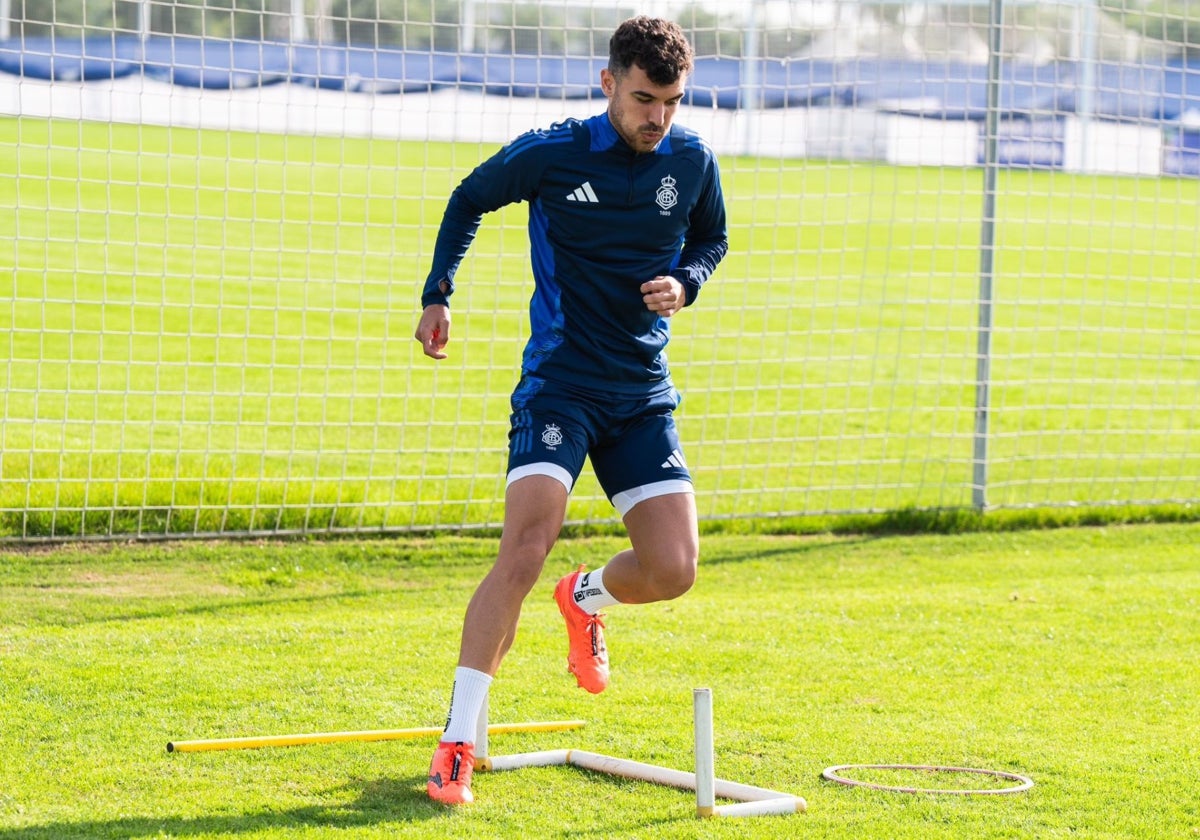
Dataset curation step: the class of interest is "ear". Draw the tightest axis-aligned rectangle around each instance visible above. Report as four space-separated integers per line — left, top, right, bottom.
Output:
600 68 615 98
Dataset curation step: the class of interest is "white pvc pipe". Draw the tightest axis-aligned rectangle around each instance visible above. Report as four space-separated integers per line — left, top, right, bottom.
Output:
714 776 800 803
569 750 697 790
566 750 793 803
482 750 571 772
713 797 803 818
694 688 716 816
475 693 489 760
472 687 806 816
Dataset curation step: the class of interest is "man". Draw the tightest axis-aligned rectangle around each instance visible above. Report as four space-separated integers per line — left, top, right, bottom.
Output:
415 15 727 806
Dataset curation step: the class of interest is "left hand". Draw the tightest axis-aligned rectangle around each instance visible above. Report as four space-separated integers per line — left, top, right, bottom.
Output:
640 275 686 317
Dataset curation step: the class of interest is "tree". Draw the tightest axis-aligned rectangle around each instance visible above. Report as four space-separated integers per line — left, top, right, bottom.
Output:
1107 0 1199 58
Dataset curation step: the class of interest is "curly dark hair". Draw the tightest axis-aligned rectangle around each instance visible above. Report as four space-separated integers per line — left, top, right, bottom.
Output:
607 16 694 86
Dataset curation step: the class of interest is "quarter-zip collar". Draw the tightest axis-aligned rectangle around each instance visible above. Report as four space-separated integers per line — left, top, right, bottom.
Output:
590 111 664 157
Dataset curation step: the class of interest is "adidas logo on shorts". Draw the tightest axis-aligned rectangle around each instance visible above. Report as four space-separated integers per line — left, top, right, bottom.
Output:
661 449 687 469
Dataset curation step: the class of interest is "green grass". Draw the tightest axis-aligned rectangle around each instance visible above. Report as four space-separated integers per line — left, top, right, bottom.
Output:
1 523 1198 838
1 117 1199 537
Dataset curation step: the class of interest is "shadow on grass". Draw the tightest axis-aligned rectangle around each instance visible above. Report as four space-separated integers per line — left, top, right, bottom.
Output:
701 535 875 567
0 776 447 839
18 587 400 630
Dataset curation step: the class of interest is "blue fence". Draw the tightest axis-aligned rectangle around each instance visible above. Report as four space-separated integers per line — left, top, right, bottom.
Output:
4 35 1200 121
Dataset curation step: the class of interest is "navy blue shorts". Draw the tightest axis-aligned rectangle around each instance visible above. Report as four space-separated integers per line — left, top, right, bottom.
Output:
507 377 693 516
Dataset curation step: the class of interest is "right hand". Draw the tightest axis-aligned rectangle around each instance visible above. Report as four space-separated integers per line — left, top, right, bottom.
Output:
415 304 450 360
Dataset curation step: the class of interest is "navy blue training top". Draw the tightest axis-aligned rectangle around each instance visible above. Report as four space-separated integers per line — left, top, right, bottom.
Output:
421 111 728 397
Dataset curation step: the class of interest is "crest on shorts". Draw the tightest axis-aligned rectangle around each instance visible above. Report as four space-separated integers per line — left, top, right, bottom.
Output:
541 423 564 448
655 175 678 212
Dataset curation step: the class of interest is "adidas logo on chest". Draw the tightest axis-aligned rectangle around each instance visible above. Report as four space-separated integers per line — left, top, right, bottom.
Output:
565 181 600 203
563 174 682 216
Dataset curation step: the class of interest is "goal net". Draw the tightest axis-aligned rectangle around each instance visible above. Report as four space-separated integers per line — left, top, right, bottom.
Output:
1 0 1198 538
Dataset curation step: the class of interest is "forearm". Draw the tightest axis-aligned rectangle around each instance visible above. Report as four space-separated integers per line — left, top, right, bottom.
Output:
671 234 729 306
422 188 486 308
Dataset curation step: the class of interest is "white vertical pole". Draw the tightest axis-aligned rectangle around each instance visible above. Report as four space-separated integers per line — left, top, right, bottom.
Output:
694 688 715 817
475 692 490 760
137 0 151 41
0 0 11 41
460 0 476 53
739 1 761 156
1076 0 1098 172
290 0 308 43
973 0 1003 511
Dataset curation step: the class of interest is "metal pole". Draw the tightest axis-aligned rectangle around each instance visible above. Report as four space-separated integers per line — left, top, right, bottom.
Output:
1076 0 1098 172
739 0 762 156
973 0 1003 511
460 0 476 53
0 0 10 42
137 0 151 41
290 0 308 43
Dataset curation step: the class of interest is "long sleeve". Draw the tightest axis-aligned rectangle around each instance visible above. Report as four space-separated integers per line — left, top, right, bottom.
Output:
671 159 728 306
420 134 554 309
421 186 487 308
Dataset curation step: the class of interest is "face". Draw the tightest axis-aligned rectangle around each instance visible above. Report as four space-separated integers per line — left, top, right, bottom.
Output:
601 63 686 154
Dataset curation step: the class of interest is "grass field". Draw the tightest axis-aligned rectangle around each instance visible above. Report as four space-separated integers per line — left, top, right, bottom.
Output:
1 523 1198 838
2 116 1200 537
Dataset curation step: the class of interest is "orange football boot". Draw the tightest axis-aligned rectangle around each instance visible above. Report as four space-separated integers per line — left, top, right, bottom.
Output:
427 740 475 805
554 565 610 694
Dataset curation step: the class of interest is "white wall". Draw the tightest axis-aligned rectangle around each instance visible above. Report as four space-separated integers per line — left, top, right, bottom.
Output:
0 73 1169 175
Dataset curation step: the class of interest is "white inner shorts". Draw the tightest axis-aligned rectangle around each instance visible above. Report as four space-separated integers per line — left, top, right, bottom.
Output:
507 464 693 517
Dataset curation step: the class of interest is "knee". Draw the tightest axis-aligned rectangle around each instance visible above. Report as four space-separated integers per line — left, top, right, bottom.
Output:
494 532 554 593
649 548 698 601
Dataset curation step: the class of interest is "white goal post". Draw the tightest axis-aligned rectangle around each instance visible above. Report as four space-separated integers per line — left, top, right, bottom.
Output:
1 0 1198 539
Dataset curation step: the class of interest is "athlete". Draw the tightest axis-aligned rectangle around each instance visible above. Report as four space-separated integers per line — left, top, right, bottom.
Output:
415 15 728 805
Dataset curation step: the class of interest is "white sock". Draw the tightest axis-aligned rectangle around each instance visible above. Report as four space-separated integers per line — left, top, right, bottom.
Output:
442 666 493 744
572 566 620 615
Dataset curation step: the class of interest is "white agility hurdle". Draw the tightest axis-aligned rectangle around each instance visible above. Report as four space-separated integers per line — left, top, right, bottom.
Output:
476 688 805 819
